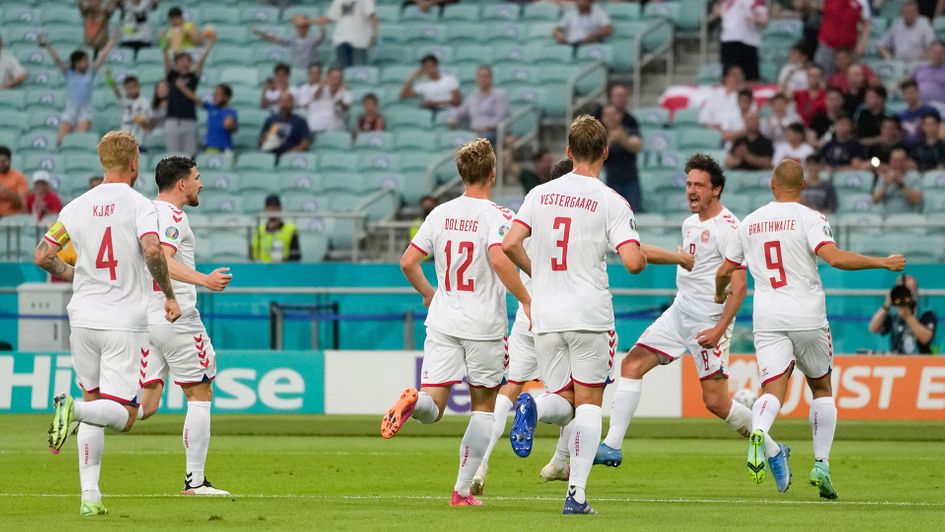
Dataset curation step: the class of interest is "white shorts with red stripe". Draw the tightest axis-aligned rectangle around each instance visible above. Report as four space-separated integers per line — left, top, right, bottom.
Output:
420 327 508 388
534 329 617 394
635 302 733 381
70 327 148 405
143 322 217 388
753 327 833 386
507 318 539 384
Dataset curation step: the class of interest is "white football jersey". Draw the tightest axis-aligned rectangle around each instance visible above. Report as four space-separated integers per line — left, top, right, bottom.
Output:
45 183 159 332
514 173 640 334
410 195 514 340
675 207 744 319
147 200 200 325
725 201 834 332
513 239 533 335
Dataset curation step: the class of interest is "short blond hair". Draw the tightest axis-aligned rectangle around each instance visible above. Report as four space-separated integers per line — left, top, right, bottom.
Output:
568 114 608 163
97 131 139 172
454 138 495 185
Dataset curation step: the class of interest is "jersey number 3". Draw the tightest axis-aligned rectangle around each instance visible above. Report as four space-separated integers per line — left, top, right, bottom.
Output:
552 217 571 271
763 240 787 289
444 240 474 292
95 226 118 281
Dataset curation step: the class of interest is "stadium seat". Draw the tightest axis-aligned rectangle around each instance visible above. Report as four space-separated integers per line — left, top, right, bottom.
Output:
437 129 476 149
200 192 244 214
405 24 446 44
283 193 323 213
278 152 318 172
386 107 433 129
16 47 51 68
401 5 440 22
221 67 260 86
523 2 560 21
676 127 723 151
375 4 402 22
345 66 381 86
240 6 280 24
196 152 232 170
202 6 241 25
23 68 63 90
445 23 487 46
278 172 322 194
372 44 414 66
202 171 240 192
526 23 557 44
482 3 521 22
321 171 368 194
414 44 454 64
838 193 878 213
922 170 945 189
484 23 525 43
25 90 63 109
634 212 670 236
208 233 250 262
314 131 353 152
317 152 359 172
354 132 394 151
296 228 329 262
723 195 752 217
59 133 100 155
0 111 28 134
833 170 874 193
526 44 573 65
603 2 642 21
2 6 38 24
884 213 928 235
644 129 678 152
392 129 436 151
442 4 480 21
64 153 102 175
923 190 945 213
634 107 670 127
359 152 402 172
252 45 291 66
838 212 883 235
23 153 63 174
696 63 723 85
233 151 276 171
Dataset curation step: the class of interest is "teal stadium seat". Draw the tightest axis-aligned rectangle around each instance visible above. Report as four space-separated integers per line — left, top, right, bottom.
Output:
394 129 437 151
833 170 874 194
924 190 945 213
59 133 99 155
885 213 928 235
253 46 291 66
201 6 241 25
318 152 359 172
446 22 487 46
240 6 280 25
696 63 723 85
677 127 722 151
278 152 318 171
196 152 232 170
485 23 525 43
482 3 521 22
200 192 244 214
603 2 641 21
523 2 560 22
526 23 557 44
16 47 51 67
0 111 27 133
443 4 480 22
24 68 64 90
221 67 260 86
635 107 669 127
437 130 476 149
17 131 56 154
372 44 413 66
375 5 402 22
278 172 323 194
354 132 394 151
386 107 433 129
359 152 401 172
283 193 323 213
296 227 329 263
208 233 251 262
281 6 319 22
923 170 945 189
345 66 380 86
314 131 353 152
201 171 240 192
838 193 877 213
526 44 573 65
2 6 38 24
64 153 102 174
401 5 440 23
321 171 368 194
634 213 670 236
235 151 277 171
214 45 253 67
405 24 446 44
23 153 64 173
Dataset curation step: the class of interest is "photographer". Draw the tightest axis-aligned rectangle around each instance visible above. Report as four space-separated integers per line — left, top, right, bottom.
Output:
869 275 937 354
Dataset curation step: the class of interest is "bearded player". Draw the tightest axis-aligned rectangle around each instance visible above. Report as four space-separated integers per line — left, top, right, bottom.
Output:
380 138 530 507
136 156 233 495
37 131 180 516
716 159 905 499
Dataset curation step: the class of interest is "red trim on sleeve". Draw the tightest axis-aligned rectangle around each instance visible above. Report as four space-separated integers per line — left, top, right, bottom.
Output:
160 242 178 252
409 243 429 256
43 235 62 247
736 265 747 270
813 241 834 254
488 242 502 250
512 219 531 232
615 239 640 251
138 231 159 240
724 257 742 267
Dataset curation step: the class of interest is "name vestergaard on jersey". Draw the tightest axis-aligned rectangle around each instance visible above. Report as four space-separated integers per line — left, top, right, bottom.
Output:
538 192 599 213
91 203 117 217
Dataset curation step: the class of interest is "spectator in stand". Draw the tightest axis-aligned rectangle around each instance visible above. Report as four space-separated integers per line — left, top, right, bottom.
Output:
869 274 937 355
518 150 554 193
448 66 508 145
305 67 352 133
41 35 116 146
773 122 815 163
601 103 643 209
873 146 924 213
879 1 936 65
897 79 939 148
310 0 378 69
259 93 312 155
119 0 159 58
261 63 292 112
0 146 27 217
793 64 825 126
292 63 323 110
720 89 754 143
357 93 386 132
910 112 945 171
762 92 801 149
800 153 838 213
814 0 871 76
108 74 152 147
840 64 869 116
916 0 945 20
855 85 888 146
400 55 461 111
251 194 301 263
912 40 945 105
718 0 768 82
162 35 215 155
409 195 438 241
809 87 845 144
25 171 63 221
0 35 27 90
553 0 613 47
162 6 203 54
725 112 774 170
150 79 170 130
175 82 238 153
870 116 907 165
826 49 880 92
252 16 325 71
821 113 867 169
699 64 745 129
777 43 811 95
79 0 120 58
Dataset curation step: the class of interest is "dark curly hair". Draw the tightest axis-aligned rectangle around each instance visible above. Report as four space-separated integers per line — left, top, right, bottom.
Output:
684 153 726 197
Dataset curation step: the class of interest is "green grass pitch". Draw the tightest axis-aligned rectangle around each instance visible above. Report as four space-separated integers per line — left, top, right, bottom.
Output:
1 414 943 530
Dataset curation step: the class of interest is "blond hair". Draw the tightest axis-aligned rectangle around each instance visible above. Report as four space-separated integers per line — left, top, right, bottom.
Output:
568 114 608 163
97 131 139 173
454 138 495 186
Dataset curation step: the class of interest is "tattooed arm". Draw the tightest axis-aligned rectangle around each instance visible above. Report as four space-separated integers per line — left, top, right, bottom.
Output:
140 233 181 323
33 239 75 281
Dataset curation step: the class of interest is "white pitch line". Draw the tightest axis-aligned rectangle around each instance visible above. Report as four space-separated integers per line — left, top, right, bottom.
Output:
0 493 942 508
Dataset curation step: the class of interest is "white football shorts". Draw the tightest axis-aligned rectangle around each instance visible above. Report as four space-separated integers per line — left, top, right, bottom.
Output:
507 318 539 384
143 323 217 387
635 302 733 380
70 327 149 405
420 327 508 389
753 327 833 385
534 329 617 394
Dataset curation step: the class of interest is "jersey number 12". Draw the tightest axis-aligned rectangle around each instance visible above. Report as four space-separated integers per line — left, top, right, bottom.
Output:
444 240 474 292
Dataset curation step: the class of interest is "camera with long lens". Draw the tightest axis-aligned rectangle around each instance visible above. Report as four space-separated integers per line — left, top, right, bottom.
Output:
889 285 916 310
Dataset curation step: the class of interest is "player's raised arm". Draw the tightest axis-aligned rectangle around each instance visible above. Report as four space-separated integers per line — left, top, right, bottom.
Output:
33 221 75 281
817 243 906 271
640 244 694 271
141 233 180 322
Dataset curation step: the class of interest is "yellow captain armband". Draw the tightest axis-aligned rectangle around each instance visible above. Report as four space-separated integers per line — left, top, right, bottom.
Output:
44 221 70 249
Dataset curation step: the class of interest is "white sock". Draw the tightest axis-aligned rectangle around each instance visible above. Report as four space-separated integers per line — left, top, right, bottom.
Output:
77 423 104 503
810 396 837 463
536 393 573 425
727 400 780 456
74 400 129 432
567 404 602 504
552 423 573 467
184 401 211 487
751 393 781 435
602 377 642 449
454 411 494 496
479 394 513 472
412 392 440 424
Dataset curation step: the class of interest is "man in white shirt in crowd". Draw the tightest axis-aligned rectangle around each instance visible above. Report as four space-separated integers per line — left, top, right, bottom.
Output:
310 0 378 68
718 0 768 81
304 67 352 133
291 62 323 110
699 65 746 130
400 54 461 111
773 123 816 164
553 0 613 46
879 1 936 65
0 34 27 90
448 66 508 145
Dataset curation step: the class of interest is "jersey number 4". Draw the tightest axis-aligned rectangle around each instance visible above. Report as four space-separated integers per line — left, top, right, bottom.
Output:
552 216 571 271
444 240 474 292
763 240 787 289
95 227 118 281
